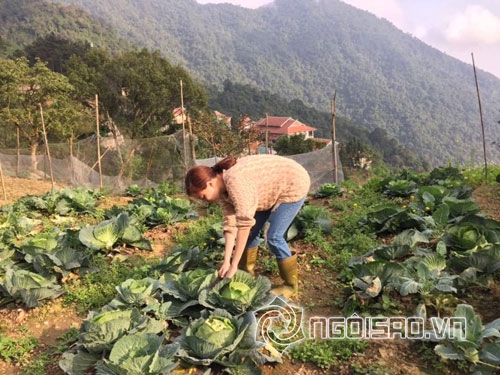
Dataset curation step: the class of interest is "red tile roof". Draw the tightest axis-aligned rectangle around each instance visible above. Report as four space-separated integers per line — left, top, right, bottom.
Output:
254 116 316 136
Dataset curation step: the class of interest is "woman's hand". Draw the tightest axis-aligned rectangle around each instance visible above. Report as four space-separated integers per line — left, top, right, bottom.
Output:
218 261 238 278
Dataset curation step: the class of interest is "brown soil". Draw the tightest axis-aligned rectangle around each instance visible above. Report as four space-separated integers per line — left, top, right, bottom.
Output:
0 177 66 205
0 177 499 375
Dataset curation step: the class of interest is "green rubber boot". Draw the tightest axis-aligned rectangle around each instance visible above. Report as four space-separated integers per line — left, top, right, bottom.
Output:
271 253 298 299
238 247 258 276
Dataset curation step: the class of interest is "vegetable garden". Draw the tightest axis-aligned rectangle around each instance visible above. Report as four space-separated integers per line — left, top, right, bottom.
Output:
0 166 500 375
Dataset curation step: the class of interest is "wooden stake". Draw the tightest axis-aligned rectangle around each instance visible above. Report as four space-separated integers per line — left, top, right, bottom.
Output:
180 80 188 172
89 147 110 171
118 148 136 178
16 126 20 177
265 113 269 154
331 93 338 184
471 53 488 183
96 94 103 189
39 104 55 192
187 116 196 162
0 163 6 201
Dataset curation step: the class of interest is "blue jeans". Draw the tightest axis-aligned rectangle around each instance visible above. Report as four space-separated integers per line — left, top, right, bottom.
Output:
245 198 306 259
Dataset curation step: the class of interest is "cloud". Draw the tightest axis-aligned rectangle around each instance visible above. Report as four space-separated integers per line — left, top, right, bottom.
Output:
412 25 429 40
445 5 500 45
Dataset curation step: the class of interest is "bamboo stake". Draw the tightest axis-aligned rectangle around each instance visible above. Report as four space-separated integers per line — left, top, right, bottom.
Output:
0 163 6 200
265 113 269 154
180 80 188 172
471 53 488 183
39 104 55 192
118 148 136 178
16 126 20 177
95 94 103 189
69 137 74 183
89 147 110 171
331 93 338 184
187 116 196 162
145 144 156 186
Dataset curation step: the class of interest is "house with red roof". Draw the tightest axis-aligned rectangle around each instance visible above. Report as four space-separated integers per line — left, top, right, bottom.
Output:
172 107 187 125
254 116 316 142
214 110 232 128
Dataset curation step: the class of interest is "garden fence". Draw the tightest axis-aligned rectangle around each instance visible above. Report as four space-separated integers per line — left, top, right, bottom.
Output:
0 131 343 194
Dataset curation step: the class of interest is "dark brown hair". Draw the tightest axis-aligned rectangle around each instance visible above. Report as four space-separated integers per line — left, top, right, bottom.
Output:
185 155 237 196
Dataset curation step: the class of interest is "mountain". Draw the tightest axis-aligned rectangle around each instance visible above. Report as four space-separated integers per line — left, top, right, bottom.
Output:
0 0 130 55
8 0 500 167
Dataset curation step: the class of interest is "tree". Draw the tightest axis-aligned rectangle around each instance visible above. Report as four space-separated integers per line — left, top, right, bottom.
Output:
0 57 90 172
273 134 318 155
232 115 262 156
24 34 92 74
67 48 207 139
190 111 237 159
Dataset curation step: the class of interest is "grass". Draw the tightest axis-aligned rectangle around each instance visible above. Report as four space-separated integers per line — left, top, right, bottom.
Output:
289 338 368 370
462 164 500 186
303 178 388 271
18 328 80 375
62 254 152 313
0 333 39 364
172 204 223 247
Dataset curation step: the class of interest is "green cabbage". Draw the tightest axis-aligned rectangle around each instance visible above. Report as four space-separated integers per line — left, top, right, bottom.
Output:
176 308 255 365
199 270 273 315
221 280 252 300
194 316 236 347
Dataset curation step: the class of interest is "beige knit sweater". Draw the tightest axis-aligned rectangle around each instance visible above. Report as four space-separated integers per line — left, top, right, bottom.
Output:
220 154 310 237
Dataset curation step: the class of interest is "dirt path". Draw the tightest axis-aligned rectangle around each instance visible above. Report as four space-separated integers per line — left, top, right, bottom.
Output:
0 176 67 205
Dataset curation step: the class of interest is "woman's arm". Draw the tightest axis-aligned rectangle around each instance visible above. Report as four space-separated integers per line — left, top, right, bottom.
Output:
219 231 235 277
218 226 250 278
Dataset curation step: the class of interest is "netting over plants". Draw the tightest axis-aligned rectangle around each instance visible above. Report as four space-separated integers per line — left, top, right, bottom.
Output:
0 131 190 193
0 132 342 194
195 143 344 193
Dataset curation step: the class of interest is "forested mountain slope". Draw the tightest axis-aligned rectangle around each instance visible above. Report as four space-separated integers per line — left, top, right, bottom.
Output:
6 0 500 167
0 0 130 55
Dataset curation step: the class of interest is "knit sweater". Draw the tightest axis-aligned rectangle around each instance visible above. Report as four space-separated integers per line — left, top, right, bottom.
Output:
220 154 310 237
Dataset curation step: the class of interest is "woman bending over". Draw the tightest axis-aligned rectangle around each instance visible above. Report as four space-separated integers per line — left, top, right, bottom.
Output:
185 154 310 298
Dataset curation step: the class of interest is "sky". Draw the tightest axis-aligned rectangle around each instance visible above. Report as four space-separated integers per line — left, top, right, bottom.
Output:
195 0 500 79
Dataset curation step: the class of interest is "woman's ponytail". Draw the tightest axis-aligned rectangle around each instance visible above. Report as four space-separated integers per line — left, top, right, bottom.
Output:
212 155 237 174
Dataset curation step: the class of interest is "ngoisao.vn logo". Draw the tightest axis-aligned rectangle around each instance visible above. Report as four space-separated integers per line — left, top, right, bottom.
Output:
254 296 467 353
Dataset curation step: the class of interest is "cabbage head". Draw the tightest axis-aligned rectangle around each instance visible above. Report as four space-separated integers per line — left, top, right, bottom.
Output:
221 280 252 301
315 183 342 198
294 204 333 234
176 308 254 365
79 214 127 251
109 277 159 307
194 315 236 347
94 334 179 375
79 213 151 251
444 223 491 252
80 309 139 353
199 270 273 315
163 268 217 302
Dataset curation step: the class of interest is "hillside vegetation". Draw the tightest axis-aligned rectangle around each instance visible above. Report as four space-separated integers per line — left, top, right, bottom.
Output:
1 0 500 168
41 0 500 167
0 0 129 55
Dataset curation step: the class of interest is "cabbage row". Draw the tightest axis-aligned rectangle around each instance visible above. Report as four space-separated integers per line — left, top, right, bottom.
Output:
341 167 500 374
60 246 281 374
0 186 198 308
